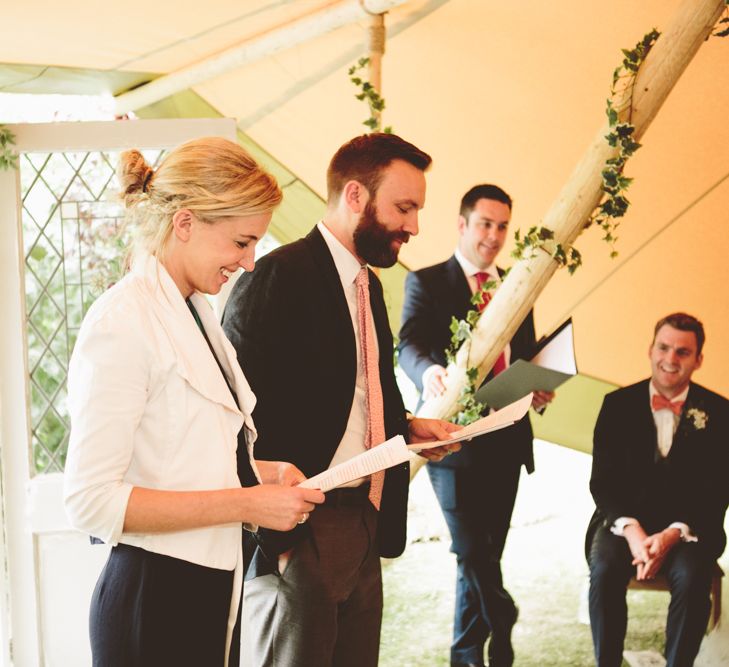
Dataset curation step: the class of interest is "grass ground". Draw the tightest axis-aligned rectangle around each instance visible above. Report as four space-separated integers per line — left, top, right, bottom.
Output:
379 441 667 667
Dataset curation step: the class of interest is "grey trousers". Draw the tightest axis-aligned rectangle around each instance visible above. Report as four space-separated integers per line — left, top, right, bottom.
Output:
242 489 383 667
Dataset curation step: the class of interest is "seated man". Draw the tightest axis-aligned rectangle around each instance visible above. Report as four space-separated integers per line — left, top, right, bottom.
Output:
586 312 729 667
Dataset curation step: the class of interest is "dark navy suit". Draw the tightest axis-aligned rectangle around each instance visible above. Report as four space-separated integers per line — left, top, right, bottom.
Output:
586 379 729 667
398 255 537 666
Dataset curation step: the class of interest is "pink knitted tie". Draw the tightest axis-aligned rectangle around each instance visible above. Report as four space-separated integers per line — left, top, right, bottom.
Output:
474 271 506 376
356 267 386 510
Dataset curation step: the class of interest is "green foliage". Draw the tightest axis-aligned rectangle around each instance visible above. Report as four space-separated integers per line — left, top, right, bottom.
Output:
348 57 393 134
446 316 471 365
453 366 487 426
444 278 501 425
0 125 18 171
713 2 729 38
511 226 582 274
586 28 661 256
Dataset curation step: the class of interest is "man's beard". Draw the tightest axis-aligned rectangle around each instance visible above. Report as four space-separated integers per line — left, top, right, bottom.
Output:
353 200 410 268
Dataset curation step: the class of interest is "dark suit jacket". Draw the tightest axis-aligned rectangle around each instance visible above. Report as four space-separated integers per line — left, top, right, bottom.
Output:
397 255 538 472
586 379 729 560
222 226 410 578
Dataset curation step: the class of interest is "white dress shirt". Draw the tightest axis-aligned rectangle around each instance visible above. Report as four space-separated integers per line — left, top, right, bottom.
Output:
317 221 377 485
64 254 262 569
610 382 696 542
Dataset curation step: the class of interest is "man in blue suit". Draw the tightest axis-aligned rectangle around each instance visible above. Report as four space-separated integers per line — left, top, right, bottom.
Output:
586 313 729 667
398 184 554 667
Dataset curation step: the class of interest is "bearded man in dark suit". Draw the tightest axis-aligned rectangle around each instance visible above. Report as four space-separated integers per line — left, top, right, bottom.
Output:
223 133 460 667
398 184 554 667
586 312 729 667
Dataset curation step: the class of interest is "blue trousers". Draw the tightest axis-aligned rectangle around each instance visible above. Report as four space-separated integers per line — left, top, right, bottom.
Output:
428 458 521 665
588 525 713 667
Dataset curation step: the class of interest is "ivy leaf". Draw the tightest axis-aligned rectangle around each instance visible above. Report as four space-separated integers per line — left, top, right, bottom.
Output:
602 168 619 187
622 139 642 156
606 104 618 125
466 310 480 327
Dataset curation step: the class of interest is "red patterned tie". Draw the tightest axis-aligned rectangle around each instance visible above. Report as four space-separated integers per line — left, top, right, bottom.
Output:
474 271 507 376
651 394 684 415
356 267 385 510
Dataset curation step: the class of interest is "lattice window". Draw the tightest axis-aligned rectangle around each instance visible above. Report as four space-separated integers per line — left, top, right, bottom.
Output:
21 149 165 474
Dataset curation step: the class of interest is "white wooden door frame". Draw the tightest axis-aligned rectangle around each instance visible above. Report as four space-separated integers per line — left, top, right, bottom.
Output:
0 118 236 666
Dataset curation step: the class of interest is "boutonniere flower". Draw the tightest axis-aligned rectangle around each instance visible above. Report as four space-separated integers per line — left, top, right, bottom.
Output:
686 407 708 430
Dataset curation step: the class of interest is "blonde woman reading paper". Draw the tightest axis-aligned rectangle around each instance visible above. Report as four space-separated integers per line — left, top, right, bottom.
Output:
63 137 324 667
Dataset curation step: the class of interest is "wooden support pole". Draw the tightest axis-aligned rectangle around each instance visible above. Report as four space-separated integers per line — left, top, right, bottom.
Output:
413 0 725 469
367 12 386 126
114 0 406 115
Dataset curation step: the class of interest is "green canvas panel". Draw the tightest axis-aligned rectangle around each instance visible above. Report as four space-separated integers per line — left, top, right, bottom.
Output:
529 373 617 454
380 262 409 340
0 62 153 95
268 180 325 244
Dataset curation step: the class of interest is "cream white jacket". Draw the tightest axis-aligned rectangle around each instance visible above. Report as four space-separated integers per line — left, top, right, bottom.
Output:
64 254 260 571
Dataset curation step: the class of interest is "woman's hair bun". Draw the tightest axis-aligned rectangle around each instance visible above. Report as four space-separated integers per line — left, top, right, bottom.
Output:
118 149 154 205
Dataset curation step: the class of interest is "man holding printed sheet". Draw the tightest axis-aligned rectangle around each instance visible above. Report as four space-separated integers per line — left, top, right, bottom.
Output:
223 133 460 667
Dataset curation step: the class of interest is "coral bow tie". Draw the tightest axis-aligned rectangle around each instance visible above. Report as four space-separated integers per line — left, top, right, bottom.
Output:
651 394 684 415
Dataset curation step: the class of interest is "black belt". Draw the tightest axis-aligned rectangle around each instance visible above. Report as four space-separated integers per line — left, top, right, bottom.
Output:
323 484 370 507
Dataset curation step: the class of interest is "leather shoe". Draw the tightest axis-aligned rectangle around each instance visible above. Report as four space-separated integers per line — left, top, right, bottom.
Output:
487 605 518 667
451 663 485 667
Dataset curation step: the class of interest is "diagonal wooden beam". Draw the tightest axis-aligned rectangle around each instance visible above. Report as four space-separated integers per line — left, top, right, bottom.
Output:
114 0 407 115
415 0 725 431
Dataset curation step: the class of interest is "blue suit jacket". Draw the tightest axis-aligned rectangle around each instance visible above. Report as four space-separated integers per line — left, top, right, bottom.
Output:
397 254 538 472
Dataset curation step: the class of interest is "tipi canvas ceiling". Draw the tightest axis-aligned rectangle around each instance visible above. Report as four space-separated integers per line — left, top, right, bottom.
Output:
2 0 728 400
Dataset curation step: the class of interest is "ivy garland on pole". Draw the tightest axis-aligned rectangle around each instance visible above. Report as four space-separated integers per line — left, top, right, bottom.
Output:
715 0 729 37
0 124 18 171
446 28 664 424
348 57 393 133
511 28 660 269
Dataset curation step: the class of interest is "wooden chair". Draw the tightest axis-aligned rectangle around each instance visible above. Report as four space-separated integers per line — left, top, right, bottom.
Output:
627 562 724 631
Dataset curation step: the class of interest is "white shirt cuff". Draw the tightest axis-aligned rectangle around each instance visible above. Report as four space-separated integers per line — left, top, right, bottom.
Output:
667 522 698 543
610 517 639 537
